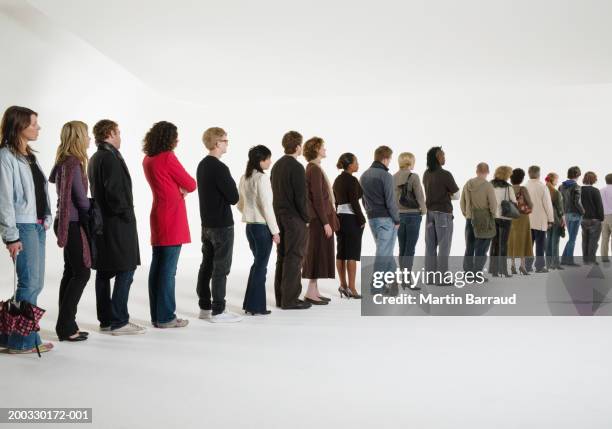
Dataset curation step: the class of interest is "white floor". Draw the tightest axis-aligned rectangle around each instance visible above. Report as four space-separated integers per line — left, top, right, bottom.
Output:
2 258 612 429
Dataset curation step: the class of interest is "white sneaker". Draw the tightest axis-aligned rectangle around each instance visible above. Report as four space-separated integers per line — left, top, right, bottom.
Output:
210 311 243 323
199 309 212 320
111 322 146 336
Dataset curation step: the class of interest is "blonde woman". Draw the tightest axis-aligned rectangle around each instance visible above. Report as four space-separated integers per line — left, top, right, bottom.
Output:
489 166 517 277
49 121 92 342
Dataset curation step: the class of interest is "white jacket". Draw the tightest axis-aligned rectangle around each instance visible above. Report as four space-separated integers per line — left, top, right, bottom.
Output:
237 170 280 235
525 179 554 231
493 184 517 220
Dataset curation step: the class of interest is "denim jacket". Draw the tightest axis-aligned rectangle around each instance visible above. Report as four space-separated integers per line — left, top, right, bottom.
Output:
0 147 52 243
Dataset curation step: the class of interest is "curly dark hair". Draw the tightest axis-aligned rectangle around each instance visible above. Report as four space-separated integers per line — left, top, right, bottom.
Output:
303 137 324 161
143 121 178 156
426 146 442 171
510 168 526 185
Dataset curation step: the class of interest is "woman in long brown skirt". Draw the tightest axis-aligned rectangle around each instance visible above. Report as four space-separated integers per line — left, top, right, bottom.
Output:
507 168 534 275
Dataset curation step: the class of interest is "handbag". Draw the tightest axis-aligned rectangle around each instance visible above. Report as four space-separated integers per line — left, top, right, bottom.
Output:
501 186 521 219
398 173 420 209
516 188 532 215
471 207 496 239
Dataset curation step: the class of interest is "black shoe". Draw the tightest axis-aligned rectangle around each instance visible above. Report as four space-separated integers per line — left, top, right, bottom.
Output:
338 286 351 298
535 268 549 273
282 300 312 310
318 295 331 302
347 289 362 299
59 332 88 342
304 297 328 305
245 310 272 315
78 331 89 337
519 267 529 275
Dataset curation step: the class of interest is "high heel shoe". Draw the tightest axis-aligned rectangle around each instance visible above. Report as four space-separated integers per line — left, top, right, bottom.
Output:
347 289 362 299
511 266 517 275
338 286 350 298
519 267 529 275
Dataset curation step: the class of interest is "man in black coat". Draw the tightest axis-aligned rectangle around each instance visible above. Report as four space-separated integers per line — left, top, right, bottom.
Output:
88 120 145 336
270 131 312 310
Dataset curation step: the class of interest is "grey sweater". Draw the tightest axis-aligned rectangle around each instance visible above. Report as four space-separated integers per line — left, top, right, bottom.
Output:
359 161 400 224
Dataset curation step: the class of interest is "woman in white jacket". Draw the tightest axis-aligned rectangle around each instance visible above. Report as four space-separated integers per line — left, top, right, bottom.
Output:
489 166 517 277
237 145 280 315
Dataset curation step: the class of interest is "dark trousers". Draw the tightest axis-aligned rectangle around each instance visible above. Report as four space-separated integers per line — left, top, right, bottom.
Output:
398 212 422 272
526 229 547 271
546 225 562 268
243 224 273 313
274 216 307 308
197 226 234 315
581 219 602 263
56 222 91 339
489 219 511 275
463 219 492 274
96 269 134 330
149 245 182 324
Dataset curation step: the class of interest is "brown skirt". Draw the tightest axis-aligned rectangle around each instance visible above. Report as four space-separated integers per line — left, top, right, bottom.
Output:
507 214 533 257
302 217 336 279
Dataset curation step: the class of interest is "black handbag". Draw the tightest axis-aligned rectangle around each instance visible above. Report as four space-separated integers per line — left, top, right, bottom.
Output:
501 186 521 219
399 173 420 209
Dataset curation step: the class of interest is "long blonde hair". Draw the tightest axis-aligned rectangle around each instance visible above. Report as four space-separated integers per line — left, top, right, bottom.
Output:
56 121 89 171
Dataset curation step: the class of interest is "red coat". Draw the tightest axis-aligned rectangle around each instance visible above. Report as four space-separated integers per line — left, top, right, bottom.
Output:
143 151 197 246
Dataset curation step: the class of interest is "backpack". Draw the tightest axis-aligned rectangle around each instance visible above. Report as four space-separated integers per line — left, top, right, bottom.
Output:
398 173 420 209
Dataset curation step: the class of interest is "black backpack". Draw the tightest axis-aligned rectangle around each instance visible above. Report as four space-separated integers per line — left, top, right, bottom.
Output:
399 173 420 209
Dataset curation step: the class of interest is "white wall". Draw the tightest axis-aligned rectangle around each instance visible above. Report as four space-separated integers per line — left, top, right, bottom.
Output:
1 0 611 277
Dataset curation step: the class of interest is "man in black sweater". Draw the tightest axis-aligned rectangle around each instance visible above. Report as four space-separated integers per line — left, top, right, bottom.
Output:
270 131 312 309
196 127 242 323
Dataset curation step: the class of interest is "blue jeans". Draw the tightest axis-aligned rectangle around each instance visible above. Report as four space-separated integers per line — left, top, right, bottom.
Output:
562 213 582 264
425 211 454 274
96 269 134 330
463 219 492 274
1 224 46 350
148 245 182 324
398 213 422 272
243 224 273 313
369 217 397 289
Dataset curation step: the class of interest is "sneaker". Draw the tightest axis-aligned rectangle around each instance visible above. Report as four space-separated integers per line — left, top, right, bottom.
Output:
156 318 189 329
210 311 243 323
199 309 212 320
111 322 146 336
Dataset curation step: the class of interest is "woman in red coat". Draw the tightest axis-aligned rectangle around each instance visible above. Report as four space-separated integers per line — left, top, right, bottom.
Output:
143 121 196 329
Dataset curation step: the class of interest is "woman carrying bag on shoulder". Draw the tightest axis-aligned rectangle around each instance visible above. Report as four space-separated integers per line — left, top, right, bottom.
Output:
490 166 519 277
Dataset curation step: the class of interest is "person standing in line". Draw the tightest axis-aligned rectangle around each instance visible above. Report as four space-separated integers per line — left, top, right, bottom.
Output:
490 166 518 277
49 121 92 342
460 162 496 279
600 174 612 263
271 131 312 310
393 152 426 287
143 121 197 328
580 171 604 264
0 106 54 354
332 153 365 299
196 127 243 322
524 165 554 273
559 166 585 266
302 137 339 305
422 146 460 285
237 145 279 315
89 119 145 335
545 173 565 270
507 168 533 275
360 146 400 293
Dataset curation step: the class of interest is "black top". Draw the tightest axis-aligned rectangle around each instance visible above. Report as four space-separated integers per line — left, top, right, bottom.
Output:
422 167 459 213
197 155 239 227
27 155 47 220
332 171 366 225
270 155 309 223
581 186 604 221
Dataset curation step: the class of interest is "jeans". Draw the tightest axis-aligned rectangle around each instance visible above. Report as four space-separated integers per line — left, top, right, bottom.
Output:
274 216 306 308
546 225 562 268
96 269 134 330
56 222 91 338
562 213 582 264
602 215 612 260
463 219 492 274
243 224 273 313
2 224 46 350
398 212 422 272
148 245 182 324
581 219 602 263
369 217 397 289
197 226 233 315
526 229 547 271
424 211 454 275
489 219 511 276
